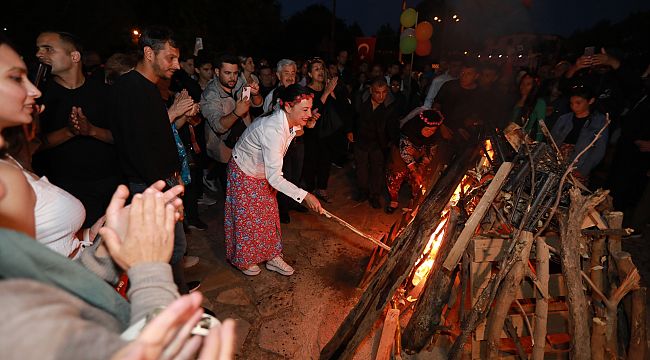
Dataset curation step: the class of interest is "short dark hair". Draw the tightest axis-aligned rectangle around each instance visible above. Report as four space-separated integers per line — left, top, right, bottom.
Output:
194 55 212 68
259 64 272 73
370 77 388 88
41 31 83 53
390 75 402 84
216 54 239 69
137 26 178 59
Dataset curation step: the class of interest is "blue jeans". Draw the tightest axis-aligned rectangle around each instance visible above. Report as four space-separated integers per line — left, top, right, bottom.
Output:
128 182 186 265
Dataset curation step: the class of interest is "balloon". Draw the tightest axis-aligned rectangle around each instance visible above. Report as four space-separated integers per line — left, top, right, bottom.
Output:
415 40 432 56
400 28 415 40
400 8 417 28
415 21 433 40
400 35 417 54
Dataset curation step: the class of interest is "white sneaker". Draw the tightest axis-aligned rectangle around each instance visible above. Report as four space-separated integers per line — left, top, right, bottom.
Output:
183 256 199 268
197 194 217 206
241 264 261 276
266 256 294 276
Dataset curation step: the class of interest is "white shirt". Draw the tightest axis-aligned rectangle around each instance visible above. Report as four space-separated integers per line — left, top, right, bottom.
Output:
232 110 309 203
1 157 86 257
263 88 277 113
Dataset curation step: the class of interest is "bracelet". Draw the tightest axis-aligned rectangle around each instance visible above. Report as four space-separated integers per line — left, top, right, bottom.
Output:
232 110 241 118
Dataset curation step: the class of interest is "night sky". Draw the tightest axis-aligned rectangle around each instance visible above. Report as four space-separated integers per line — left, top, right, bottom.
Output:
279 0 650 36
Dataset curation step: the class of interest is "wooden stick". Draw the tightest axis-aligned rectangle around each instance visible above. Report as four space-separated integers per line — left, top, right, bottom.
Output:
532 237 549 360
322 209 391 251
375 309 400 360
443 162 513 271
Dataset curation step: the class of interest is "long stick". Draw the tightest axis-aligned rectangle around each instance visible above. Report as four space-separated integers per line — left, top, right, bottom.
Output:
322 209 391 251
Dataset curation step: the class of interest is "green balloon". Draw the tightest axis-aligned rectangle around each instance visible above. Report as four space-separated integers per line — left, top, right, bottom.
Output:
400 35 417 54
400 8 417 28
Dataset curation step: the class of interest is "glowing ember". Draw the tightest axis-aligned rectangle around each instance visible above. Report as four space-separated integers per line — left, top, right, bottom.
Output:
481 139 495 168
411 215 448 286
409 141 494 288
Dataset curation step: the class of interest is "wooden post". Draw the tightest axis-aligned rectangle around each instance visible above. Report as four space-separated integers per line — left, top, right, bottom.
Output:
560 188 608 360
320 146 481 360
443 162 513 271
611 251 646 360
628 287 647 360
591 317 607 360
532 237 549 360
605 211 623 286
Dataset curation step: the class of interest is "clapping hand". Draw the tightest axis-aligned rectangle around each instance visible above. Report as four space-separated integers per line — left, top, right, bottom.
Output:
99 181 184 270
69 106 93 136
168 90 196 122
112 292 236 360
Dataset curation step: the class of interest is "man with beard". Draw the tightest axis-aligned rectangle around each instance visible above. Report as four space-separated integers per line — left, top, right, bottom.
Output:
200 54 262 192
110 26 191 293
33 31 120 228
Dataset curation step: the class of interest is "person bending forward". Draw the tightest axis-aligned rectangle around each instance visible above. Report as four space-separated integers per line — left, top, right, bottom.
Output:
225 84 323 276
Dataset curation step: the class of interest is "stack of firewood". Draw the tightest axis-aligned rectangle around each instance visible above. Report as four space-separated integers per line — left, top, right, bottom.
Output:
320 121 647 360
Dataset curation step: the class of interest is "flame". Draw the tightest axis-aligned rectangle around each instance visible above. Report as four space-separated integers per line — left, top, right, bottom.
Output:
481 139 495 168
411 215 448 286
407 140 494 289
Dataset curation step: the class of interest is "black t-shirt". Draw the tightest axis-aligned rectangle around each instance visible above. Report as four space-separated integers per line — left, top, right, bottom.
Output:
564 114 588 145
110 70 180 185
34 79 119 183
434 80 482 132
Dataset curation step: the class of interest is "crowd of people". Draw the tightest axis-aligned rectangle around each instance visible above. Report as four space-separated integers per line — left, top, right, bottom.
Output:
0 23 649 358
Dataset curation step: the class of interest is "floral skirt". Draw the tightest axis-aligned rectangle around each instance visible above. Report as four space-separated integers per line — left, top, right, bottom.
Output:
224 159 282 269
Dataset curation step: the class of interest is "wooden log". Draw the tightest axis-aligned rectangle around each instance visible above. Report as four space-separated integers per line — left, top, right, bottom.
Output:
401 207 461 352
559 188 608 360
485 231 534 359
605 211 623 286
611 251 646 360
590 235 607 297
532 237 550 360
628 287 647 360
375 309 400 360
591 317 607 360
319 145 481 360
443 162 513 271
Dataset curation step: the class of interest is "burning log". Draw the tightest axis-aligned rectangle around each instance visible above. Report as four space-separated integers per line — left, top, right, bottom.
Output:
400 207 461 352
559 188 609 360
319 145 481 360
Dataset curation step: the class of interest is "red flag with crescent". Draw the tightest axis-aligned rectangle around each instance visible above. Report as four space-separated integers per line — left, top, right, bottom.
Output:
356 37 376 63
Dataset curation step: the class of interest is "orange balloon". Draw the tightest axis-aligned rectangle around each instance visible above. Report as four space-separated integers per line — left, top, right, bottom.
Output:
415 40 432 56
415 21 433 40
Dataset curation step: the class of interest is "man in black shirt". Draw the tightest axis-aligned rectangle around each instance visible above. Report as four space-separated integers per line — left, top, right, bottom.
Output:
110 26 189 293
349 78 398 209
34 31 120 228
434 62 483 153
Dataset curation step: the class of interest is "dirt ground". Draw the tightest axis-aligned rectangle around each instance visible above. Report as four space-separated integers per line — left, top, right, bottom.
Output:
185 164 403 359
185 162 650 359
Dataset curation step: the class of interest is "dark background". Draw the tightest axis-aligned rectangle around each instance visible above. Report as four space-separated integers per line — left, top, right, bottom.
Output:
2 0 649 65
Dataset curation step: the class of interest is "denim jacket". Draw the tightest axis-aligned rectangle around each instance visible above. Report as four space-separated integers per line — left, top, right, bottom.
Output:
551 111 609 176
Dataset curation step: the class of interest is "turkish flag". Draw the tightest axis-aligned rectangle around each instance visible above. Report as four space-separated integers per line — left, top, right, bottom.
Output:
356 37 376 63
